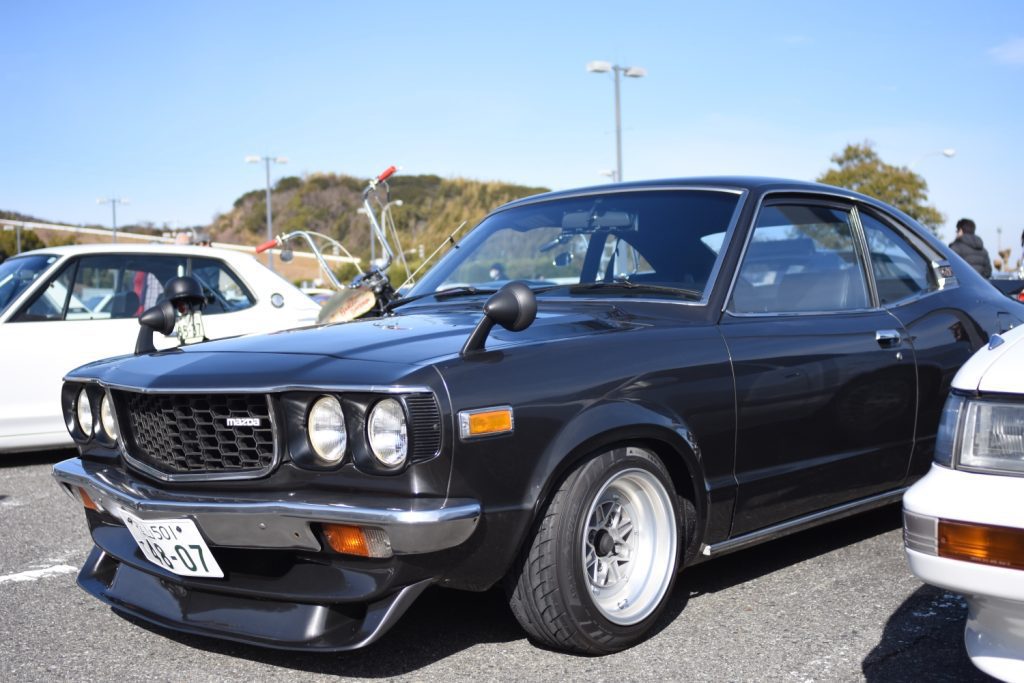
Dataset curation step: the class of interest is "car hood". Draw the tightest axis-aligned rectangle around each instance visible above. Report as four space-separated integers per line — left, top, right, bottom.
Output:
191 302 649 364
953 325 1024 394
67 302 658 389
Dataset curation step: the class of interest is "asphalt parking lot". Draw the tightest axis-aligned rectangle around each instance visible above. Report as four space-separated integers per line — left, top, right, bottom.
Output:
0 451 996 682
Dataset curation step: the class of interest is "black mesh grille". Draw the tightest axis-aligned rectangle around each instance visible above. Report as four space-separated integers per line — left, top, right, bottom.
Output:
115 392 276 477
406 393 441 460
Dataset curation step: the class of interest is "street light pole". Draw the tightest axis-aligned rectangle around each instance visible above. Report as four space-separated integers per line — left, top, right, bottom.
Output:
96 197 129 242
246 154 288 270
587 61 646 182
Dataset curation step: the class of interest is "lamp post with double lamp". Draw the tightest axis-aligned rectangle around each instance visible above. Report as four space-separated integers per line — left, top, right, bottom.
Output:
245 155 288 270
96 197 129 243
586 61 646 182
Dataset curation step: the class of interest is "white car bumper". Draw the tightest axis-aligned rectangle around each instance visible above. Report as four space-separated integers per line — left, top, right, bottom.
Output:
904 464 1024 682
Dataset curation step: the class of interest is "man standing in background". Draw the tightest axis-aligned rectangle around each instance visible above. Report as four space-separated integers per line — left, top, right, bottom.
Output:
949 218 992 278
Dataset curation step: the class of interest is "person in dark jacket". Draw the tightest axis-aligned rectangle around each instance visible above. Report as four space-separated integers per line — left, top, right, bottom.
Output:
949 218 992 278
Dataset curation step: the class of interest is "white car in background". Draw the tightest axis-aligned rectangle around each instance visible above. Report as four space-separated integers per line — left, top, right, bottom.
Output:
0 244 321 453
904 323 1024 682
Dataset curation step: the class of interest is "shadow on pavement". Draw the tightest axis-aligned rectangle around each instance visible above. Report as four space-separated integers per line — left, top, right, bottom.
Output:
862 585 996 682
121 504 909 676
0 448 76 469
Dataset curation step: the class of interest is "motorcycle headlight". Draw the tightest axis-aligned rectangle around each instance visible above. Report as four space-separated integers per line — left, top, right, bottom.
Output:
958 399 1024 474
308 396 347 465
368 398 408 469
76 388 93 437
100 393 118 442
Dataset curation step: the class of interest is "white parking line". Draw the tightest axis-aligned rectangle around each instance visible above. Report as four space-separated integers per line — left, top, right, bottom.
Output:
0 564 78 585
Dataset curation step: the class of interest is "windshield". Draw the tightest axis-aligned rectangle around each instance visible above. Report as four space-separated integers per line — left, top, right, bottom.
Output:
0 254 59 317
410 190 741 301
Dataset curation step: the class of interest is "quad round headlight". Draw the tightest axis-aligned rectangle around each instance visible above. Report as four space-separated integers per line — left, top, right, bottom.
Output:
100 393 118 442
368 398 408 469
308 396 347 465
76 388 93 436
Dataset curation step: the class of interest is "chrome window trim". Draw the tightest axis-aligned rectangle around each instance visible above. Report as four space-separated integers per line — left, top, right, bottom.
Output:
116 391 282 483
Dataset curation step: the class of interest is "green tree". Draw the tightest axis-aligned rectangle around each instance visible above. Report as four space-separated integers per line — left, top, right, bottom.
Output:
816 142 944 235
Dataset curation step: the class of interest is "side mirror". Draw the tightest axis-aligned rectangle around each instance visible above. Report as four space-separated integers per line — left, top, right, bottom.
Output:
461 282 537 355
134 275 207 354
134 301 176 354
280 248 294 263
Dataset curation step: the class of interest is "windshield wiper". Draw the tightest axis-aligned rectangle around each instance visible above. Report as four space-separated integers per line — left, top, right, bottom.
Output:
385 286 499 312
568 280 702 300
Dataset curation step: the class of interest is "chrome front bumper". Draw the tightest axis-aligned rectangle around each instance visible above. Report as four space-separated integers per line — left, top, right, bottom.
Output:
52 458 480 555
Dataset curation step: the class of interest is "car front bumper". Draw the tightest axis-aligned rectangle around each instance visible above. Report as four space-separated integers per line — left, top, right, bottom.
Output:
52 457 482 650
903 464 1024 681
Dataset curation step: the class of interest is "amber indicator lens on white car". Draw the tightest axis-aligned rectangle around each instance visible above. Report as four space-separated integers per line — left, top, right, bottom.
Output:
99 393 118 441
76 388 93 436
958 400 1024 473
938 519 1024 571
307 396 347 464
368 398 408 468
459 406 514 439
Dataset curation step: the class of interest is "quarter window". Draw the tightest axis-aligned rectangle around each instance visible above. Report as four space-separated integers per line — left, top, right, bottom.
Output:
859 211 937 304
730 203 870 314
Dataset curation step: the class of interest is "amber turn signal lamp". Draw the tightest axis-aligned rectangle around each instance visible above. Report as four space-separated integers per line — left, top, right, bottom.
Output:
78 487 99 511
459 407 513 439
323 524 371 557
938 519 1024 571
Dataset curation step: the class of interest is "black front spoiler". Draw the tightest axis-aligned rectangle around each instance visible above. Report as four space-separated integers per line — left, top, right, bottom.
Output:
77 546 433 651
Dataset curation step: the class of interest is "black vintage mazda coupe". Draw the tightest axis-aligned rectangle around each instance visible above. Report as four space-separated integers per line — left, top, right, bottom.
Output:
53 178 1022 654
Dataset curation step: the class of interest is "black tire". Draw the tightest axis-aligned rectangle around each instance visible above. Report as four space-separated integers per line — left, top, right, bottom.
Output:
507 446 682 654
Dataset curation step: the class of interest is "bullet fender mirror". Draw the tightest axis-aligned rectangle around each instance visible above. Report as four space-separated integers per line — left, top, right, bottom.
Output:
134 275 207 355
461 281 537 355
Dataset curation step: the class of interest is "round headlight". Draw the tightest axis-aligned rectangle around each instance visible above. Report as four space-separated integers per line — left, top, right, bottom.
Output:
76 388 93 436
308 396 347 464
368 398 408 468
100 393 118 441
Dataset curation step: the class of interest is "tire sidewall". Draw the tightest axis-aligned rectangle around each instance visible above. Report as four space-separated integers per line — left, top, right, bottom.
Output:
555 447 682 651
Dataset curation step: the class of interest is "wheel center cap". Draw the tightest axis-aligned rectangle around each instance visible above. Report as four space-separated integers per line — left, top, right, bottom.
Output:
595 529 615 556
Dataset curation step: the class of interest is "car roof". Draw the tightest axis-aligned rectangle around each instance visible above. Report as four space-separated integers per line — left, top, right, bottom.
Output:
9 243 255 262
495 176 876 211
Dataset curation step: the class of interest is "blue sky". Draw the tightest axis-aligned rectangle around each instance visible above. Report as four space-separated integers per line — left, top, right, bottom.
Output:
2 1 1022 261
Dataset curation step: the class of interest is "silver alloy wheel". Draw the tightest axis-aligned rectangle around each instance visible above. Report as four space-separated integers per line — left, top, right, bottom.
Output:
581 459 677 625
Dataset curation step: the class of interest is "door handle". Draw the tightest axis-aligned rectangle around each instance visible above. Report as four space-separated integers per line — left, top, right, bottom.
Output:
875 329 902 348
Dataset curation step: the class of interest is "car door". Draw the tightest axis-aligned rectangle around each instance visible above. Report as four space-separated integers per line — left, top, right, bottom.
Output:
0 253 187 449
719 200 917 536
856 208 989 481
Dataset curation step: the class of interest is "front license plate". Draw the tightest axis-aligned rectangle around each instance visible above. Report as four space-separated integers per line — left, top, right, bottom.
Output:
122 512 224 578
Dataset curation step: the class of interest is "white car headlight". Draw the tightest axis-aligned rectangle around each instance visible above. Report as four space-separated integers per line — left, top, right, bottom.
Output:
76 388 93 437
100 393 118 442
958 399 1024 474
368 398 408 468
308 396 347 465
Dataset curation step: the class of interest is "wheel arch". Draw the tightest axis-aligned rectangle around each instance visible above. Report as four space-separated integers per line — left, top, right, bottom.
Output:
526 401 709 564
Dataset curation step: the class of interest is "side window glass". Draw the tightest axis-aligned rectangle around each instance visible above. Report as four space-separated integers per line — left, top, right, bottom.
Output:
13 261 76 322
860 212 937 305
190 257 255 314
64 254 186 321
730 204 870 314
